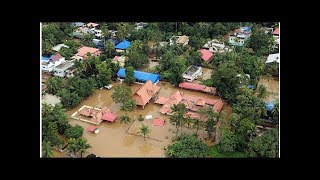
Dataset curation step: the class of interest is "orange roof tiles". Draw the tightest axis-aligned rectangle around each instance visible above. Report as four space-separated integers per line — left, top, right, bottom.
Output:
87 22 99 27
212 99 224 113
199 49 214 62
157 90 224 115
133 80 160 106
76 46 101 58
154 97 170 105
152 118 165 127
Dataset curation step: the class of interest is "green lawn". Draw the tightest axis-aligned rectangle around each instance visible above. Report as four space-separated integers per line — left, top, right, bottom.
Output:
209 146 247 158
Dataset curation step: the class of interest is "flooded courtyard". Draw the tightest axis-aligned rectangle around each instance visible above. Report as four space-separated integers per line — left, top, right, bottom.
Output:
258 76 279 102
53 81 230 157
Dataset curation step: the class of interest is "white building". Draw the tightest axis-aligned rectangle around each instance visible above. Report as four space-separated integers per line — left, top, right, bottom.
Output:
135 22 148 30
170 35 189 46
182 65 202 82
203 39 233 53
228 27 251 47
52 44 69 52
53 61 75 78
41 53 65 73
266 53 280 63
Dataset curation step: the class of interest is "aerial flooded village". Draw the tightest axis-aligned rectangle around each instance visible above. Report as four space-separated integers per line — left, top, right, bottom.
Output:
41 22 279 158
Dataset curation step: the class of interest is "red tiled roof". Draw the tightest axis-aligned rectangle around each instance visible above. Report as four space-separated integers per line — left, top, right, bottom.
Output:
272 28 279 35
87 126 97 132
87 22 99 27
76 46 101 58
179 82 206 91
203 98 218 106
199 49 214 62
113 56 120 61
80 107 99 117
50 53 63 61
203 86 217 94
152 118 165 127
101 112 117 122
213 99 224 113
133 81 160 106
154 97 170 105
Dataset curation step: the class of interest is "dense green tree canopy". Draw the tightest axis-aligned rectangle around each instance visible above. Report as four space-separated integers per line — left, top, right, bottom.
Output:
65 125 84 139
111 85 132 104
124 66 135 85
165 135 209 158
247 128 279 158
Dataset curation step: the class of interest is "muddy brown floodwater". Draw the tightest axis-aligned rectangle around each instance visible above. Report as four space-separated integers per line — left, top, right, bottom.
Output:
57 81 231 158
258 76 279 102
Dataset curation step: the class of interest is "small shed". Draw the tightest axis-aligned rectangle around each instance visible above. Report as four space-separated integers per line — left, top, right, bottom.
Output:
152 118 165 127
87 126 99 133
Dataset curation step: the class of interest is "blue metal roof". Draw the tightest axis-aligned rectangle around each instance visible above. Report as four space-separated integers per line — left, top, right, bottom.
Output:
41 56 50 61
266 102 275 111
115 40 131 50
117 68 160 84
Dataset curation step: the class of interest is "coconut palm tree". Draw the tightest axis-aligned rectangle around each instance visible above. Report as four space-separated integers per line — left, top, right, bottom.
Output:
138 124 151 141
171 103 187 134
199 107 219 138
271 100 279 122
257 85 269 99
42 141 53 158
66 138 78 157
192 119 203 136
76 138 92 158
120 115 131 126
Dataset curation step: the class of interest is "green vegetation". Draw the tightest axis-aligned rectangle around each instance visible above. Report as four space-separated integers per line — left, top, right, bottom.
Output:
65 125 84 139
121 99 137 112
247 128 279 158
66 138 92 158
42 22 279 158
248 26 275 56
120 115 131 126
138 114 144 121
42 141 54 158
111 85 132 104
209 146 246 158
124 66 136 85
42 104 68 147
138 124 151 141
165 135 209 158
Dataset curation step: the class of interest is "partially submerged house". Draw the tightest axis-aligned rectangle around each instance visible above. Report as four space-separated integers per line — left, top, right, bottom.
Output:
132 80 160 109
155 90 224 119
53 61 75 78
72 46 102 60
71 105 118 125
52 44 69 52
178 82 216 95
182 65 202 82
229 27 252 47
266 53 279 63
170 35 189 46
199 49 214 63
117 68 160 84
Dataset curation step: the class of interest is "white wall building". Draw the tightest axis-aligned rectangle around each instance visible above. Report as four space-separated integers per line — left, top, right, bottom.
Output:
182 65 202 82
